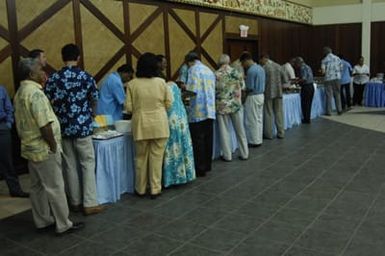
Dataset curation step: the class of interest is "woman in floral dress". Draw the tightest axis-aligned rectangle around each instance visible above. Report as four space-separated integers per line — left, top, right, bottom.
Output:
163 82 196 187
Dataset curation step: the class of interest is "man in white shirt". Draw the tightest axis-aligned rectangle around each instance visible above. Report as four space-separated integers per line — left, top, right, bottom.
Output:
352 56 370 106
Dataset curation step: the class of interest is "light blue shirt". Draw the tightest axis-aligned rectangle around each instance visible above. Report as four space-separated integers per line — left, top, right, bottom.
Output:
246 63 265 95
96 72 125 121
178 64 189 84
321 53 342 81
340 59 352 84
186 61 216 123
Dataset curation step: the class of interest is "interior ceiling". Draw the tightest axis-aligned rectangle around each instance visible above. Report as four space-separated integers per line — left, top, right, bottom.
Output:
289 0 385 7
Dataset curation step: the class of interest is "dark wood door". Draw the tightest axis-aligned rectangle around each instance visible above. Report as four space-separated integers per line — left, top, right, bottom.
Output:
227 39 259 62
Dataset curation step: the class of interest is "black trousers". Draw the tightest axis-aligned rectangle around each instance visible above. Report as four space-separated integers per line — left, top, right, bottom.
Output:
300 84 315 123
0 128 22 194
189 119 213 176
353 83 366 106
340 83 352 109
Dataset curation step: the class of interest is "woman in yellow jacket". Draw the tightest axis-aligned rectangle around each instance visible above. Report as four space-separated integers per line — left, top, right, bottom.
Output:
125 52 172 199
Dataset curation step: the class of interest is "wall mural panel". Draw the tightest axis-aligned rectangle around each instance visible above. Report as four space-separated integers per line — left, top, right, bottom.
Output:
167 0 312 24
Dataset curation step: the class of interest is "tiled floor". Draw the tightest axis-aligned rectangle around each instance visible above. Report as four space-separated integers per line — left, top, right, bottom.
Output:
2 110 385 256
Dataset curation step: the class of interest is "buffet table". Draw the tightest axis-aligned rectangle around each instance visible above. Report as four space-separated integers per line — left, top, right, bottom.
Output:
364 82 385 107
93 134 135 204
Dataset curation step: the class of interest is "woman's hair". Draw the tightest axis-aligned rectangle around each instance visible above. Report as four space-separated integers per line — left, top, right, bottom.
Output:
136 52 160 78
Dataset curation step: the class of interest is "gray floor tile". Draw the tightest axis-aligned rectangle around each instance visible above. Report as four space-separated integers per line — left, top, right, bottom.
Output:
342 240 385 256
154 219 207 241
230 241 289 256
311 214 362 236
271 208 318 228
284 246 335 256
235 201 280 219
25 233 84 254
190 228 246 252
57 240 114 256
125 213 171 231
246 221 303 244
295 229 350 254
120 234 181 256
286 195 330 213
169 244 222 256
212 213 264 234
2 247 43 256
183 207 229 226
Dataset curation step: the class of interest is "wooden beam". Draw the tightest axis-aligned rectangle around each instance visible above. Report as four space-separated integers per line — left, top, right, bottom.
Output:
80 0 125 42
201 47 217 69
0 45 11 63
19 0 71 41
200 15 222 43
123 0 131 65
130 7 163 42
0 25 10 41
168 9 197 44
72 0 84 69
94 46 125 82
6 0 20 90
163 4 171 80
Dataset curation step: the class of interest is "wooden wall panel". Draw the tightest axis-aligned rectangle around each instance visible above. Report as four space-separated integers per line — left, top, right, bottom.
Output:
225 16 258 35
21 2 75 70
80 4 123 76
15 0 54 29
91 0 124 32
132 14 165 55
0 36 7 50
0 0 8 28
173 8 196 34
202 20 223 67
0 57 14 96
371 22 385 75
200 12 218 35
129 3 158 33
168 14 195 77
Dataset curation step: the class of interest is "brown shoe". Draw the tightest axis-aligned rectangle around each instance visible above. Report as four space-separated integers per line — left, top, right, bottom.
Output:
83 205 105 216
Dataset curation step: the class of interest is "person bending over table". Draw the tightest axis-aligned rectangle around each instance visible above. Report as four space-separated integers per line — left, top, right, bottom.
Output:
125 52 172 199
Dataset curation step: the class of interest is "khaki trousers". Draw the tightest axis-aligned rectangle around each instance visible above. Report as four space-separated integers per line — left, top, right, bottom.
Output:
264 97 284 139
325 79 342 114
28 151 72 233
244 94 264 145
217 110 249 160
134 138 167 195
62 136 98 207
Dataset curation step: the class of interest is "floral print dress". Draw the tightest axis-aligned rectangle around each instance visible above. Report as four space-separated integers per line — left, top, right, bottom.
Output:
163 82 196 187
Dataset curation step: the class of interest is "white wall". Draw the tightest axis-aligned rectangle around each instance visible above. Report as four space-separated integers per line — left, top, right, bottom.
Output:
312 1 385 66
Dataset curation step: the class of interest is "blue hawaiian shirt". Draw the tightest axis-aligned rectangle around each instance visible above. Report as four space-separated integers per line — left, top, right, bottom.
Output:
321 53 342 81
45 66 98 138
186 61 216 123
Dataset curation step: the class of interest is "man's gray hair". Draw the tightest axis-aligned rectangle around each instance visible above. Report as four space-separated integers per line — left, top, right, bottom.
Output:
18 57 38 81
218 54 230 66
295 56 304 65
323 47 332 55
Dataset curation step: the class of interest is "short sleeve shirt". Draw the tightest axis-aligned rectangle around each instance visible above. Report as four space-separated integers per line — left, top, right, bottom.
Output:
45 66 98 138
14 80 61 162
321 53 342 81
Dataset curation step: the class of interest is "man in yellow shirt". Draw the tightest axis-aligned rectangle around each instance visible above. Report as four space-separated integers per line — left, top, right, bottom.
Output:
13 58 83 235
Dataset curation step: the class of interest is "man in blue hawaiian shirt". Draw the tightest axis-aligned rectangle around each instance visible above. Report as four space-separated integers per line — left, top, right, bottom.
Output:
45 44 103 215
185 52 216 177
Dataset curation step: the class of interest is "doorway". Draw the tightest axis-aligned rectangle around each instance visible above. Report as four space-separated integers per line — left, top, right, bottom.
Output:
226 38 259 62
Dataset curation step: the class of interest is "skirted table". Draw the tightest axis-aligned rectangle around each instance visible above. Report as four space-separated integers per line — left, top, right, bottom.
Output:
93 134 135 204
364 83 385 107
213 86 331 158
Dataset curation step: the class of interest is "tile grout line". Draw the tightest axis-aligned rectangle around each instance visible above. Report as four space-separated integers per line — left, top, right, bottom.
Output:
280 133 381 256
165 126 352 255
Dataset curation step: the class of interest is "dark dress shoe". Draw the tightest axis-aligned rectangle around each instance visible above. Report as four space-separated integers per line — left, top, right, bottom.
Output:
56 222 85 236
134 190 146 197
150 193 161 200
238 156 248 161
10 191 29 198
196 171 206 177
248 143 261 148
220 156 232 162
37 223 56 233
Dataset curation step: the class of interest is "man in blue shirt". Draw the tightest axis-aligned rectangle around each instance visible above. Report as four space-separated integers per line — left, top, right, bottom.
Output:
295 57 314 124
45 44 104 216
0 85 28 197
96 64 134 121
339 55 352 111
240 52 266 147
